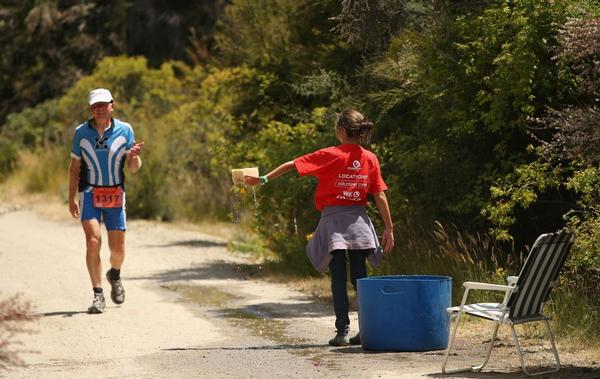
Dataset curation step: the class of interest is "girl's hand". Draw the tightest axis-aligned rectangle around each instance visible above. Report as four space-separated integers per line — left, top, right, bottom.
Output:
381 227 394 254
243 175 260 186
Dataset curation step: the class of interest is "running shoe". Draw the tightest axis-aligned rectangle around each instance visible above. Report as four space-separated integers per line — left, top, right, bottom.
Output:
106 270 125 304
88 293 106 314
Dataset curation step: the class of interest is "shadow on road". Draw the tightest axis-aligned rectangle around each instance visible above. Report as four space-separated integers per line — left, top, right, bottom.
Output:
41 311 88 318
217 301 331 319
144 239 227 249
331 346 395 354
129 261 333 318
162 343 325 351
128 260 269 282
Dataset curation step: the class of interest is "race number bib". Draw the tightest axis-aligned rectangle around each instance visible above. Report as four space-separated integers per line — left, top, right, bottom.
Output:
93 187 123 208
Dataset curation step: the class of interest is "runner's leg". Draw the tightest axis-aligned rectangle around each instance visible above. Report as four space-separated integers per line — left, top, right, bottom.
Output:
102 202 127 304
105 230 126 304
82 219 102 288
103 191 127 271
107 230 125 270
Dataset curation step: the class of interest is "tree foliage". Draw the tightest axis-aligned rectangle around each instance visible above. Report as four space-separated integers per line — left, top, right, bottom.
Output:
0 1 127 124
331 0 413 54
349 0 572 235
542 18 600 166
485 12 600 283
0 1 227 126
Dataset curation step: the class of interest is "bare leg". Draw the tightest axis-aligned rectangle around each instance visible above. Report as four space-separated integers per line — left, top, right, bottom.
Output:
82 219 102 288
107 230 125 270
106 230 126 304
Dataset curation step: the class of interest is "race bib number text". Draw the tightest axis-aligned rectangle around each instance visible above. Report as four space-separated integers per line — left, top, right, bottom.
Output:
93 187 123 208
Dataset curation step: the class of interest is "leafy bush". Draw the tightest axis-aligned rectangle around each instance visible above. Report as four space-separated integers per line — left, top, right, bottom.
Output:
221 108 334 274
483 12 600 337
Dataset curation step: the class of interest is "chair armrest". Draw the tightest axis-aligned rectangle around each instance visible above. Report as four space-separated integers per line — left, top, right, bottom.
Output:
507 276 518 285
463 281 513 291
453 282 515 312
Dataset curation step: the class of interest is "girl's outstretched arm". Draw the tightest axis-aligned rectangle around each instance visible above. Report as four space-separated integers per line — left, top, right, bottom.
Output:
244 161 296 186
373 191 394 254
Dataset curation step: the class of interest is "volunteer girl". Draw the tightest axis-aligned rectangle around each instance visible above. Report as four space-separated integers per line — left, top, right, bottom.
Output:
245 109 394 346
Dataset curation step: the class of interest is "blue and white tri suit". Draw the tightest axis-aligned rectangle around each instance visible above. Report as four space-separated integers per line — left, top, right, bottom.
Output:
71 118 135 230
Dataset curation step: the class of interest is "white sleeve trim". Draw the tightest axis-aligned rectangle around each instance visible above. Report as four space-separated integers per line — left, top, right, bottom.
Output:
71 152 81 160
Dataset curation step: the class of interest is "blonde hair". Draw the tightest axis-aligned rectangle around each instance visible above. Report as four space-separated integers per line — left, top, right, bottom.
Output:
335 109 374 145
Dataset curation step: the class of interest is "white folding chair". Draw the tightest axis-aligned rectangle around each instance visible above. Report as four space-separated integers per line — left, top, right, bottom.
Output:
441 229 574 376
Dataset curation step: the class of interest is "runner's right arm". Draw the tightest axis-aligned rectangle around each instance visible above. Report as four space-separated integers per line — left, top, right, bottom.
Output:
68 157 81 218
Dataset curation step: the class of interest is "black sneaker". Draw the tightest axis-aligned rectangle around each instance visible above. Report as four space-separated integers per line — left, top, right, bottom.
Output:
349 333 361 345
106 270 125 304
328 334 350 346
88 293 106 314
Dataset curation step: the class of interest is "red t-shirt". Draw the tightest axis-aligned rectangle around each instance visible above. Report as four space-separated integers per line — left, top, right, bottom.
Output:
294 144 388 211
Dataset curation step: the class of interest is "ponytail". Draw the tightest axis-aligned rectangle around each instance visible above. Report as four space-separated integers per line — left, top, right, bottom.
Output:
336 109 374 146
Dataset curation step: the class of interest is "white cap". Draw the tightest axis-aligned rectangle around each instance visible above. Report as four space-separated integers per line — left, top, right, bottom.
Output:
88 88 113 105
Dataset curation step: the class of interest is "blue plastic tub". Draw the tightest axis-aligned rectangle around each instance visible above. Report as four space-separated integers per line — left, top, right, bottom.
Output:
357 275 451 351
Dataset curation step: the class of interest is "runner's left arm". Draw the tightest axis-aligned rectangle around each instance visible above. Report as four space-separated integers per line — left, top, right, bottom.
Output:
127 142 144 174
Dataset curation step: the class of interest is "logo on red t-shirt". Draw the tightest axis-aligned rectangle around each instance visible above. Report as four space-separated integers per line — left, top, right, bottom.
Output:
348 160 361 170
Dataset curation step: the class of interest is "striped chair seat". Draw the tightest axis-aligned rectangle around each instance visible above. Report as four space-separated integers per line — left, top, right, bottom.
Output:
448 303 507 321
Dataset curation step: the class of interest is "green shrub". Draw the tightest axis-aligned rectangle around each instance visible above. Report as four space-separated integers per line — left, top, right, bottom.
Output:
19 148 67 195
0 137 18 181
